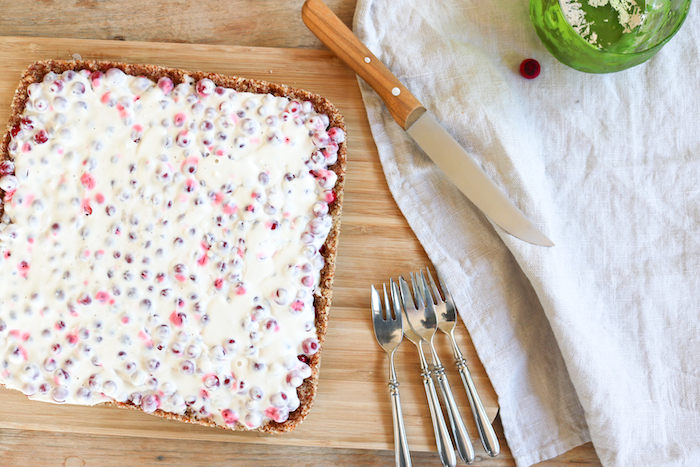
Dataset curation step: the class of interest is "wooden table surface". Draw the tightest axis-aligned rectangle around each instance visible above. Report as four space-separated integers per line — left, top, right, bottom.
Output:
0 1 602 466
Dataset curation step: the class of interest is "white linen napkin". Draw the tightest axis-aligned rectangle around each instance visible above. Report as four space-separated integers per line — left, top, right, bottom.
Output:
353 1 700 466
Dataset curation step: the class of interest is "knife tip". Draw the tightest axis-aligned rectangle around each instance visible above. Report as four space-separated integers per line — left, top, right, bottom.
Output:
527 232 555 247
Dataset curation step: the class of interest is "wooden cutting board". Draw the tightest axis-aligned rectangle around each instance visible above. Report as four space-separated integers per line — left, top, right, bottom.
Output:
0 35 498 453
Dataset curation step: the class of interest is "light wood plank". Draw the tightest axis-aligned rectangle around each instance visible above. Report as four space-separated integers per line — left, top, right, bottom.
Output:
0 0 356 50
0 35 497 453
0 418 603 467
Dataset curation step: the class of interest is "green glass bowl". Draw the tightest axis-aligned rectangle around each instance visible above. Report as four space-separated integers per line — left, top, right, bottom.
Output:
530 0 692 73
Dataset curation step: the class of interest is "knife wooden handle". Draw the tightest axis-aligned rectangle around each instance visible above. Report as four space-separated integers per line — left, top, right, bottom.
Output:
302 0 425 130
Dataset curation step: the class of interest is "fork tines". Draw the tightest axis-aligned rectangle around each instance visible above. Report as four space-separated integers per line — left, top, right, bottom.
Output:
370 282 412 467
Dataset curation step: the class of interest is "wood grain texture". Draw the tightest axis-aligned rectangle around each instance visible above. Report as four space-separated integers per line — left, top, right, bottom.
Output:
0 417 604 467
0 0 356 49
0 0 603 465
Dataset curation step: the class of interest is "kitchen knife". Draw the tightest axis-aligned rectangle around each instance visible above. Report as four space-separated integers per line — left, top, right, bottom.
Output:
302 0 554 247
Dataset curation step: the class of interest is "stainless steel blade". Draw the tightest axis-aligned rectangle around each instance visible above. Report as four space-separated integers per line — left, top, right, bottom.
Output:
406 112 554 247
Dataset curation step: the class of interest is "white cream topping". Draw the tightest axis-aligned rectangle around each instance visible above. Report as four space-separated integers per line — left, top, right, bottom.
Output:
0 68 344 429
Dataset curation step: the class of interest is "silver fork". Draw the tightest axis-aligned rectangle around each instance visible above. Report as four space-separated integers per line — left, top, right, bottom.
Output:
389 279 456 467
400 273 475 465
371 284 412 467
427 270 500 457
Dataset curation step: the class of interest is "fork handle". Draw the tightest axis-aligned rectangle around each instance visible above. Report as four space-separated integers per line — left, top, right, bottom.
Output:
455 353 501 457
389 378 412 467
432 364 476 464
421 367 457 467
